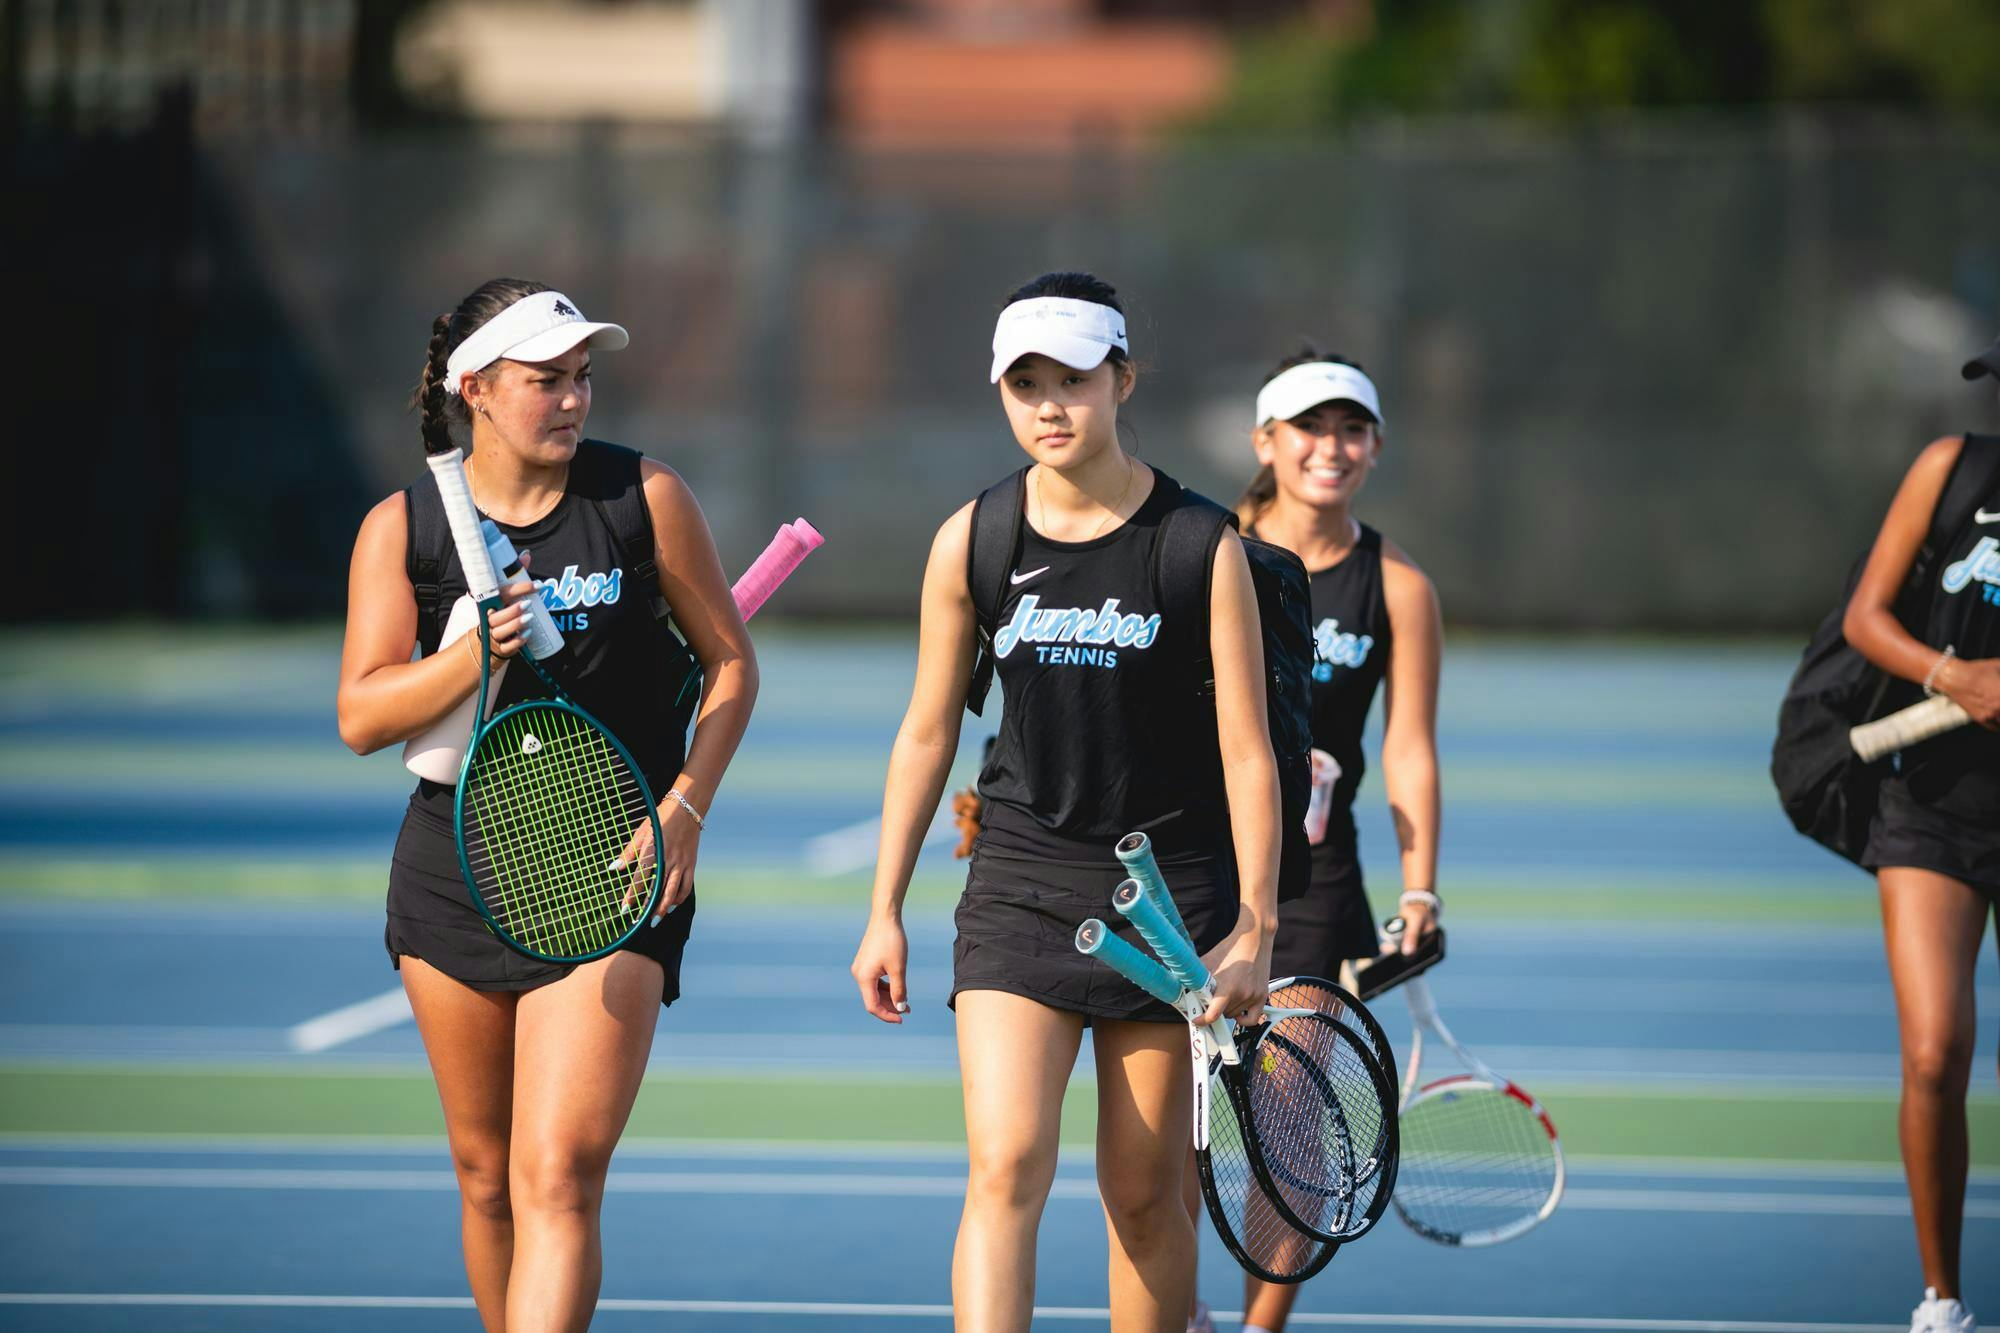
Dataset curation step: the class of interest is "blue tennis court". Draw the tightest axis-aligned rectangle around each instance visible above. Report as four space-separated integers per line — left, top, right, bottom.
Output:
0 628 1993 1328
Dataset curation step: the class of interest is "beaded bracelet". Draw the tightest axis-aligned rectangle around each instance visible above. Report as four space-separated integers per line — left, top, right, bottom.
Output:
1922 645 1956 698
1400 889 1442 915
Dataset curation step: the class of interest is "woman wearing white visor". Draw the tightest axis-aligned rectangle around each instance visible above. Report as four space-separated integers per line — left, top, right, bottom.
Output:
337 278 758 1330
853 271 1280 1331
1208 349 1443 1333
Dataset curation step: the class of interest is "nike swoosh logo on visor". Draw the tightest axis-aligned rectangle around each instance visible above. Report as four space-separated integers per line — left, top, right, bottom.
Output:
1976 508 2000 524
1010 566 1051 585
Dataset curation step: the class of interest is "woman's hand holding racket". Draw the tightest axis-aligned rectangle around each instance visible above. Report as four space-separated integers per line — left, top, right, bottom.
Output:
471 556 539 667
851 916 911 1024
1199 917 1272 1029
1940 655 2000 728
613 787 699 924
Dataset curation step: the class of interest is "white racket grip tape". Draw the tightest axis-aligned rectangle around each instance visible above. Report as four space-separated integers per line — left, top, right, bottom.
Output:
426 448 502 600
732 517 825 620
1849 694 1971 763
402 593 508 783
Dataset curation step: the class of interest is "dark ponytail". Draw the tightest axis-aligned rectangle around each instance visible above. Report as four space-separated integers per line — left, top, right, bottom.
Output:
1236 342 1368 528
408 277 553 455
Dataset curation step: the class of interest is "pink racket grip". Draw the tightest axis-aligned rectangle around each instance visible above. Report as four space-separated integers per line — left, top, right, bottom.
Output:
732 518 824 620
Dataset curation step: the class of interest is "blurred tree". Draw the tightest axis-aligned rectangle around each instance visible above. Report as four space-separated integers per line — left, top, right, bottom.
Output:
1200 0 2000 128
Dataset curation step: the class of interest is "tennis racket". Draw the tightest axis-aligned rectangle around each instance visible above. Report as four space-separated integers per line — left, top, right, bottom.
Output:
1390 929 1564 1247
428 446 666 964
1850 694 1971 763
1077 835 1398 1280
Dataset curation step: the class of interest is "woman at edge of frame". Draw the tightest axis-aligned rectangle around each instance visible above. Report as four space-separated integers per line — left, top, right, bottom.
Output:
1193 348 1443 1333
1841 337 2000 1333
336 279 758 1331
851 270 1280 1332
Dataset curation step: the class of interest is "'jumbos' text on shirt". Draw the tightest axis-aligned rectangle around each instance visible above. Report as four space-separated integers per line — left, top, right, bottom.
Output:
1943 536 2000 605
534 564 622 632
994 595 1163 670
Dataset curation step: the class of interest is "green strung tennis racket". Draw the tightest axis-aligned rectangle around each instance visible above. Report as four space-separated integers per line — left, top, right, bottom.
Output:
427 446 664 963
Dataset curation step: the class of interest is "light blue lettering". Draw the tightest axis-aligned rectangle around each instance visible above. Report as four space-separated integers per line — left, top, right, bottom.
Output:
1942 537 2000 595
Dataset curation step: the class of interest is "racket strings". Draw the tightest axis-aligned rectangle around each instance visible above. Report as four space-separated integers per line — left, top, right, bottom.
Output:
1248 1015 1389 1238
1201 1068 1332 1281
462 704 656 956
1395 1081 1560 1241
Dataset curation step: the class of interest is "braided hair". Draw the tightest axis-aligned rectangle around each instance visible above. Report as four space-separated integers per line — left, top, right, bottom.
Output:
410 278 553 455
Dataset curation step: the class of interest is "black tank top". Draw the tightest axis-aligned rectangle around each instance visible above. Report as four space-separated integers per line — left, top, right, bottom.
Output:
1294 524 1393 851
1905 466 2000 814
976 467 1228 863
408 443 687 822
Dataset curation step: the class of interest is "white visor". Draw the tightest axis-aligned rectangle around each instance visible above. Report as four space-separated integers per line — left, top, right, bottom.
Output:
989 297 1129 383
444 290 629 394
1255 362 1384 429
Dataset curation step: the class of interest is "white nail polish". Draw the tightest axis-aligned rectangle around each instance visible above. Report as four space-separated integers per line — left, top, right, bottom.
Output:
894 1001 909 1014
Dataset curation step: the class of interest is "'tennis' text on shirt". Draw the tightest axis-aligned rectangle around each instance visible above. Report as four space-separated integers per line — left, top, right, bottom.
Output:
994 595 1162 669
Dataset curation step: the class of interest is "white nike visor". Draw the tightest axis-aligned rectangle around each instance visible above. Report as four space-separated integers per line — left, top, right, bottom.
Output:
1255 361 1384 430
990 297 1129 383
445 290 629 395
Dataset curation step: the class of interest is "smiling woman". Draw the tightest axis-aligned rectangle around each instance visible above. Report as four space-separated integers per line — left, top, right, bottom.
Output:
333 277 759 1330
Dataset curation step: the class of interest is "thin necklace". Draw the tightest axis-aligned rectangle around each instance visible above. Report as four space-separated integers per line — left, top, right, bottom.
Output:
1035 456 1137 541
467 454 568 526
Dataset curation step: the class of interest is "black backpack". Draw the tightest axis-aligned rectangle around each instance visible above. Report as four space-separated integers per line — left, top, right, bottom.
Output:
966 466 1316 901
405 439 703 730
1771 433 2000 865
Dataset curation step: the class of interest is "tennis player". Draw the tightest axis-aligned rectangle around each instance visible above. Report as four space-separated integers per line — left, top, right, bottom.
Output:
336 278 758 1330
1842 337 2000 1333
851 271 1280 1331
1184 349 1442 1333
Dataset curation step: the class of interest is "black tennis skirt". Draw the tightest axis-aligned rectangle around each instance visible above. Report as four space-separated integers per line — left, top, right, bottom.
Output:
1863 773 2000 898
951 841 1238 1023
1270 837 1380 980
383 791 696 1006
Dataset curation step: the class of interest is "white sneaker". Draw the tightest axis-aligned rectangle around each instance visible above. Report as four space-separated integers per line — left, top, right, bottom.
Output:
1186 1299 1215 1333
1912 1287 1977 1333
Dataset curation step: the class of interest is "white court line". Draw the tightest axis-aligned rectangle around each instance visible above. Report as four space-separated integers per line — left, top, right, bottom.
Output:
804 806 956 876
0 1294 1905 1329
285 989 411 1053
3 1165 1994 1219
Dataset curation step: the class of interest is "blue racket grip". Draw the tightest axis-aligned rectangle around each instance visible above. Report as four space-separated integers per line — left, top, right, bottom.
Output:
1115 832 1190 944
1075 919 1183 1007
1113 879 1211 994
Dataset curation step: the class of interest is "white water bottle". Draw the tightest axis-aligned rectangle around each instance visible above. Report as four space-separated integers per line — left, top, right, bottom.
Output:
481 520 566 660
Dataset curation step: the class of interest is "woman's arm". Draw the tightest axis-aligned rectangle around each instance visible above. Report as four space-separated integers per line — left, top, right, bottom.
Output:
1204 527 1279 1026
853 504 980 1023
640 459 760 819
1379 539 1443 952
336 493 534 755
1842 436 2000 728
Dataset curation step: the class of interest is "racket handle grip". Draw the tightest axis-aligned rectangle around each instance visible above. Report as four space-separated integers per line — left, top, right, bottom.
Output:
426 448 502 600
1113 879 1211 994
1850 694 1971 763
733 518 824 620
1076 919 1183 1006
1114 832 1190 942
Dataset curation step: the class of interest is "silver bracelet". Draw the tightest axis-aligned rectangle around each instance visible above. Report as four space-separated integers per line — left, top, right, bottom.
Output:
1922 645 1956 698
1400 889 1441 915
666 788 706 830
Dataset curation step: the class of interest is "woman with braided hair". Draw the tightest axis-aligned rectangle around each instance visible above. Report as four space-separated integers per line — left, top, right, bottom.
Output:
336 278 758 1329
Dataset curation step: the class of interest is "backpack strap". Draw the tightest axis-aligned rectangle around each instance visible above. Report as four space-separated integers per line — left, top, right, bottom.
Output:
964 467 1029 716
404 474 449 656
1149 476 1235 696
1934 433 2000 542
580 440 673 627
